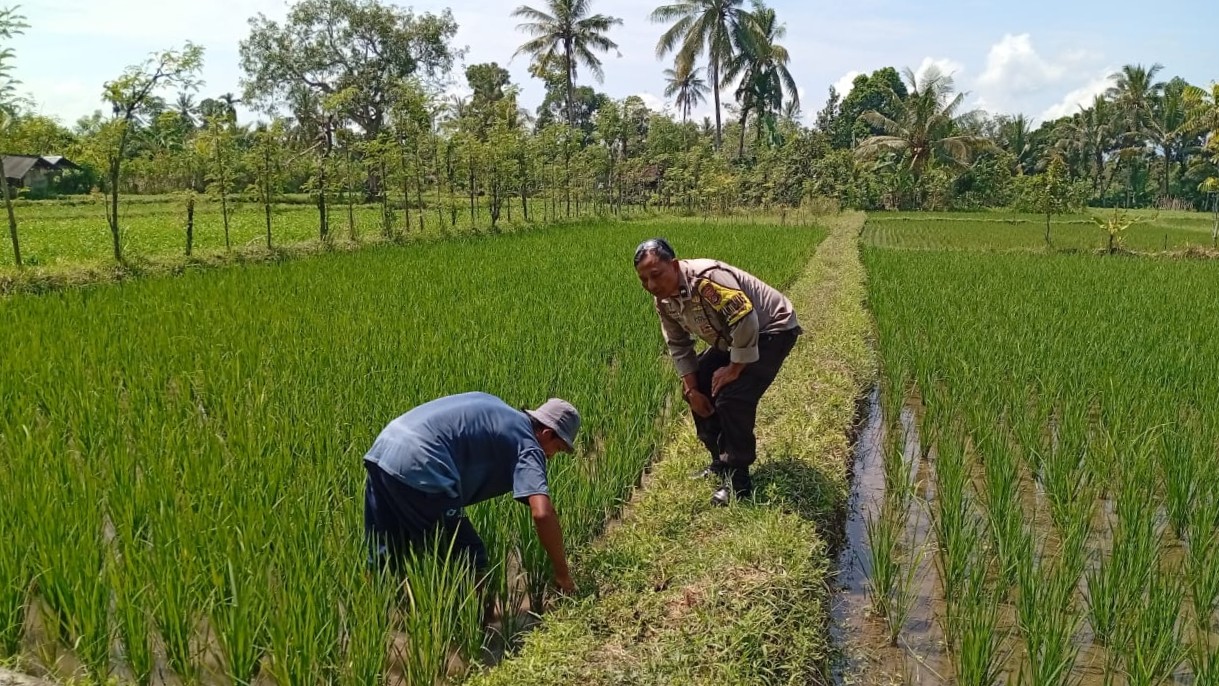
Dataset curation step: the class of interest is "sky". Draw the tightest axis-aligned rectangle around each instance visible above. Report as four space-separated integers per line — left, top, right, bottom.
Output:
10 0 1218 132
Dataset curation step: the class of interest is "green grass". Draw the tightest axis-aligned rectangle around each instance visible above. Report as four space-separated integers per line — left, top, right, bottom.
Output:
467 213 874 685
862 212 1217 252
0 218 825 684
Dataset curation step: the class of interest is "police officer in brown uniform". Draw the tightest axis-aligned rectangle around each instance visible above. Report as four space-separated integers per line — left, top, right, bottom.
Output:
633 238 802 505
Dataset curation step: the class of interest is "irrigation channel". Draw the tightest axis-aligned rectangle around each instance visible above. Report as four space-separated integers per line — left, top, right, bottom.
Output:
830 388 1198 685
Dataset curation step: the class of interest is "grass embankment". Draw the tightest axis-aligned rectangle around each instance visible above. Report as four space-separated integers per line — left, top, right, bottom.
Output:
467 213 874 686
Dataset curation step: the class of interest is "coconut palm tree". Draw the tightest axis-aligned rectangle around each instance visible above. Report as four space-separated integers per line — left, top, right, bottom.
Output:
1149 77 1209 199
1056 95 1118 194
512 0 622 131
724 3 796 156
1106 63 1165 144
650 0 751 150
663 63 709 122
855 66 990 204
174 93 198 127
993 114 1036 175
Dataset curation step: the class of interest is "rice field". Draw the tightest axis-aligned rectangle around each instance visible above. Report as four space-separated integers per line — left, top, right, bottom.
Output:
0 195 604 271
0 219 826 685
863 211 1218 252
847 238 1219 683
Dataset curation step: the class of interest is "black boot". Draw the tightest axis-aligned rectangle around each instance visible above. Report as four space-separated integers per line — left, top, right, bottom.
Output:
711 469 753 506
690 456 729 480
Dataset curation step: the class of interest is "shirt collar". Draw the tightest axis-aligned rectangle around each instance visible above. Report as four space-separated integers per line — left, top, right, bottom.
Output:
661 261 691 303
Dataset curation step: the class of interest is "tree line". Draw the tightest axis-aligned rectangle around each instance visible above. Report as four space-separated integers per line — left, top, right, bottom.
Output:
0 0 1217 267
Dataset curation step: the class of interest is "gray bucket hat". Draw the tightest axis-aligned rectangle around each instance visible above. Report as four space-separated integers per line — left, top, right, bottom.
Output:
526 398 581 451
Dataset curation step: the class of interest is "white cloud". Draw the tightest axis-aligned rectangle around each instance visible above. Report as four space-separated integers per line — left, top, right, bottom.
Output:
968 34 1109 118
915 56 966 84
976 34 1065 94
1039 70 1114 121
633 92 667 113
833 70 863 98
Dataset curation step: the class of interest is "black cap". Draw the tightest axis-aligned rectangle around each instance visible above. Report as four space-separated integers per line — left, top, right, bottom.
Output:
633 238 676 266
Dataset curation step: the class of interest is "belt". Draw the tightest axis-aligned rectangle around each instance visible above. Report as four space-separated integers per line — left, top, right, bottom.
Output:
761 326 802 340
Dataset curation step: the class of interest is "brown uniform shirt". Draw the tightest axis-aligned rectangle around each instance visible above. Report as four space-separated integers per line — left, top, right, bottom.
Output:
654 258 799 377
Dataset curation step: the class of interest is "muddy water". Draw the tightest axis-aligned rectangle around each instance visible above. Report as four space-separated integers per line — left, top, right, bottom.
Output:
831 389 951 685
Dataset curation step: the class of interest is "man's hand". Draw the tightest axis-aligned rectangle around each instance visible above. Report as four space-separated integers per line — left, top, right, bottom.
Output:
685 389 715 418
554 572 576 594
529 494 575 596
711 364 745 396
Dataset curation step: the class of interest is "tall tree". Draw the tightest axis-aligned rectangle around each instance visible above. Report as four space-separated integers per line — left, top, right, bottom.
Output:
198 114 240 250
1107 63 1166 133
1149 77 1204 199
102 43 204 263
465 62 511 138
662 62 709 123
512 0 622 131
991 114 1037 175
855 66 989 203
0 5 27 268
1057 95 1117 194
174 93 198 128
724 2 797 156
240 0 458 140
827 67 908 149
246 121 288 250
650 0 751 150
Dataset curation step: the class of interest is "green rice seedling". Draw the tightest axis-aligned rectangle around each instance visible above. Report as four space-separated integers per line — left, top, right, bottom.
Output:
334 535 397 686
1187 492 1219 632
208 541 270 685
266 537 342 684
33 468 112 681
883 412 917 523
864 498 900 636
1160 431 1199 542
1189 625 1219 685
149 509 205 683
0 477 31 659
111 546 156 686
1087 433 1161 650
954 559 1007 686
1015 537 1083 686
931 431 976 610
864 497 924 646
976 422 1026 588
1121 569 1186 686
398 533 485 685
1038 406 1099 537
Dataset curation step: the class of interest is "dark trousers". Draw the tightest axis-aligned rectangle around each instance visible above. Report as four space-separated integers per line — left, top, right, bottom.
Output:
693 328 800 471
363 462 488 573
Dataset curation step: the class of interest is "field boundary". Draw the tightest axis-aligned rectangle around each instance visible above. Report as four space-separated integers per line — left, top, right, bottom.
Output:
464 212 875 685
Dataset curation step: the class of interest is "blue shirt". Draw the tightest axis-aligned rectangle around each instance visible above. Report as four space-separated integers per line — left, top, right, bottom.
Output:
363 392 549 506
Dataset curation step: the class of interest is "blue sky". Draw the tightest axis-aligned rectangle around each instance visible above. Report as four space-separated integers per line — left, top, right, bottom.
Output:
10 0 1218 130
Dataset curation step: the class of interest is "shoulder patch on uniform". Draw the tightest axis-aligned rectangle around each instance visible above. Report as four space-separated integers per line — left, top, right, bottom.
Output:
695 278 753 325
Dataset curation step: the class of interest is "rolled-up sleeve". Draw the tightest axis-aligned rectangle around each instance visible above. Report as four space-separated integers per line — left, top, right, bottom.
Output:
728 309 760 364
658 304 699 376
706 269 760 365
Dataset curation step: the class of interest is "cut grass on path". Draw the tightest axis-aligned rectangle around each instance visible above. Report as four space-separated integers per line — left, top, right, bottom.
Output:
465 213 875 686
